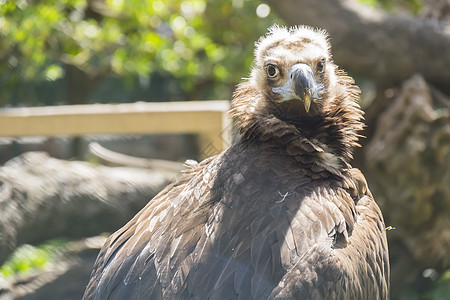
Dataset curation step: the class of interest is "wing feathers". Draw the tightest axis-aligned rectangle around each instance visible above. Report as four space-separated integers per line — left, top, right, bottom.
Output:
84 140 388 300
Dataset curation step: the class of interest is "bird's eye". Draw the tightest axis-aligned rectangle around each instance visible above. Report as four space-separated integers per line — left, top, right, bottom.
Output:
266 64 279 78
317 58 326 73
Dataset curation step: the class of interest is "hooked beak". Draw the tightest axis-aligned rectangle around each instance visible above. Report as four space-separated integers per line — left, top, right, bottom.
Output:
272 63 323 113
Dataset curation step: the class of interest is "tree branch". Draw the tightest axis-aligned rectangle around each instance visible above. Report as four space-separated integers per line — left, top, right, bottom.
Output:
0 152 176 265
88 142 185 173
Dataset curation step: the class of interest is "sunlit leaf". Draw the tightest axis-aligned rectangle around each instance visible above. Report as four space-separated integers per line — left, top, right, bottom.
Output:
45 64 64 81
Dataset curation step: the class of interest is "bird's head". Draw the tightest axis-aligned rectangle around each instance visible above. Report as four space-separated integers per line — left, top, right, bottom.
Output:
250 25 337 116
231 25 363 163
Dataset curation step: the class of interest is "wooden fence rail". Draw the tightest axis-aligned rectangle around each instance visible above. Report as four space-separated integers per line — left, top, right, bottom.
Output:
0 100 232 158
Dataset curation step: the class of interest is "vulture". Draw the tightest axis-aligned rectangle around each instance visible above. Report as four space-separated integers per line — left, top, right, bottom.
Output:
83 25 390 299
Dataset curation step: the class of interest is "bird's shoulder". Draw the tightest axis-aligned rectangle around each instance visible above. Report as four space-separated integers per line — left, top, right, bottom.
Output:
83 153 224 298
269 168 389 299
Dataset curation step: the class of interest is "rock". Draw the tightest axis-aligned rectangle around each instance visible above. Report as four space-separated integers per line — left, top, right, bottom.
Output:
366 75 450 295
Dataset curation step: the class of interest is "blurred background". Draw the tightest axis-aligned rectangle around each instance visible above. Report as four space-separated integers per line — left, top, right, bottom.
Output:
0 0 449 299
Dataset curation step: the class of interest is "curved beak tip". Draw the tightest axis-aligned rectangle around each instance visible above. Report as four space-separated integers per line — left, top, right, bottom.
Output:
304 92 311 113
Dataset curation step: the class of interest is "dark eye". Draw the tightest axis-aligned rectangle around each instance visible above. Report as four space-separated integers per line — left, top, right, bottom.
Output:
317 58 326 73
266 64 279 78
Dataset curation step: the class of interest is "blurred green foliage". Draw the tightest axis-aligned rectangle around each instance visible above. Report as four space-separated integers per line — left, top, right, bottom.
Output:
0 239 68 278
398 269 450 300
0 0 281 105
357 0 423 14
425 270 450 300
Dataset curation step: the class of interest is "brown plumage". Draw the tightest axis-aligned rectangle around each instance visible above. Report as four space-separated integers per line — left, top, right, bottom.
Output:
83 25 389 299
